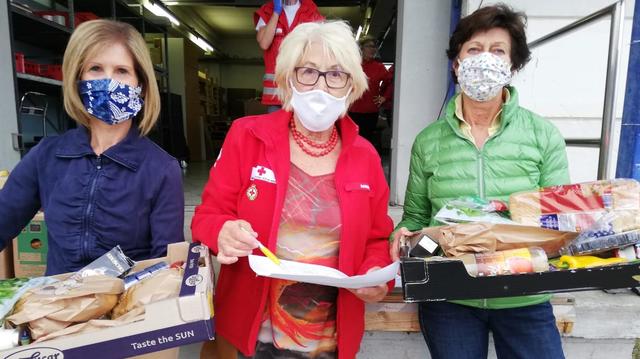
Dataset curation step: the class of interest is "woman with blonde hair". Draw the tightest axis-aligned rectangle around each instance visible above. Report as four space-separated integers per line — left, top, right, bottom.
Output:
0 19 184 275
193 20 393 358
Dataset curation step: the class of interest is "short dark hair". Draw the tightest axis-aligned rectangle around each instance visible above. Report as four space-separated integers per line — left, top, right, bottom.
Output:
447 4 531 83
359 36 377 48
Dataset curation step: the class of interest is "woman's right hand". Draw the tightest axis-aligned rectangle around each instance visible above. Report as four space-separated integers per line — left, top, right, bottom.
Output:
216 220 259 265
389 227 413 262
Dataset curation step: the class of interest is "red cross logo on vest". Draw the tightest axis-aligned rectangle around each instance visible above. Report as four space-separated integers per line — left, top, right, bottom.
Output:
246 184 258 201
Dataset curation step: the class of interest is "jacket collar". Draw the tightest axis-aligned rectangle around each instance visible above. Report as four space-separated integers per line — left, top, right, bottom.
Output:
55 125 144 171
445 86 519 136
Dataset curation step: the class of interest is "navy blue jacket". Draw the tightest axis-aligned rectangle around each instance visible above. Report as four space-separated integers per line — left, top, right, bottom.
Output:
0 126 185 275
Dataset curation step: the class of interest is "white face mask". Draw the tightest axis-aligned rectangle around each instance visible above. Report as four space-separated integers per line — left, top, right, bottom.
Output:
457 52 512 102
290 81 351 132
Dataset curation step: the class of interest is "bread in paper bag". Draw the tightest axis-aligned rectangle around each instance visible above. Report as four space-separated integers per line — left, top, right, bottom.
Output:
7 275 123 340
509 179 640 233
112 267 182 319
425 223 578 258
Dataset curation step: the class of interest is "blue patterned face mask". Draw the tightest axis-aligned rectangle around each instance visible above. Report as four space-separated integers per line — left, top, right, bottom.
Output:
78 78 144 125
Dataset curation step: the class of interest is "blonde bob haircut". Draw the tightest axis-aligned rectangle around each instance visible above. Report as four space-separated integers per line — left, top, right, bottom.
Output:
275 21 367 111
62 19 160 136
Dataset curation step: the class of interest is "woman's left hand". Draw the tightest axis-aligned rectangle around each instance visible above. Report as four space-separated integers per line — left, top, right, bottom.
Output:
348 267 389 303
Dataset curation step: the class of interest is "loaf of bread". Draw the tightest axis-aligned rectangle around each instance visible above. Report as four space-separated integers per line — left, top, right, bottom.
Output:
509 179 640 233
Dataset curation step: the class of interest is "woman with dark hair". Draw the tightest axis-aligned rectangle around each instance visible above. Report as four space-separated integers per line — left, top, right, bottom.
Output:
390 5 568 359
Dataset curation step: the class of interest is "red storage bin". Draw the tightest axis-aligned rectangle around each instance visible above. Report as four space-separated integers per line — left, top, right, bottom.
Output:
24 61 40 76
40 64 63 81
74 12 99 26
15 52 25 73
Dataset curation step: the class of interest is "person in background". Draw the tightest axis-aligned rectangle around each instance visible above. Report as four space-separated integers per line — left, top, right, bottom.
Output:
348 36 392 151
380 63 394 128
0 20 184 275
193 21 393 359
389 5 568 359
255 0 324 113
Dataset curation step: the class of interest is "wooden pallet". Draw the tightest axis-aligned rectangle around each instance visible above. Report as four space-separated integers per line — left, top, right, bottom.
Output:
364 291 576 334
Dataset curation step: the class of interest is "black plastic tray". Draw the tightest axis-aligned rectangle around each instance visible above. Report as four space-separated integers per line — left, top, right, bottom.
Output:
400 257 640 302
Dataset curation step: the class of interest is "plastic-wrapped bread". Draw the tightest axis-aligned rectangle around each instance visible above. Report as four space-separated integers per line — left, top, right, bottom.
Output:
509 179 640 233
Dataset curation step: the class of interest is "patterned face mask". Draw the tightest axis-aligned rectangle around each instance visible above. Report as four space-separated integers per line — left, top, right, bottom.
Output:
78 78 143 125
457 52 512 102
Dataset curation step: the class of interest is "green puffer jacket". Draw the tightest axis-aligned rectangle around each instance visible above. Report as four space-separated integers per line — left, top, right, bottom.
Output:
397 86 569 309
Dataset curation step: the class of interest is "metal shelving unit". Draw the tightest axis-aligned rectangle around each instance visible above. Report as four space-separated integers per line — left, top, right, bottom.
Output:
16 73 63 87
8 0 176 156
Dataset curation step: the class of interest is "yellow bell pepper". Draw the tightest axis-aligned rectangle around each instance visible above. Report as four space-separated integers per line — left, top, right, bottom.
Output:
557 255 627 269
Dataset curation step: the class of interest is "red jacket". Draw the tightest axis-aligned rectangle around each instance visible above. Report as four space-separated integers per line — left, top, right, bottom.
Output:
349 60 392 114
192 110 393 358
254 1 324 105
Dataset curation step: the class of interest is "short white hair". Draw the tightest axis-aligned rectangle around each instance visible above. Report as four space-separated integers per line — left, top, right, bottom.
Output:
275 21 368 111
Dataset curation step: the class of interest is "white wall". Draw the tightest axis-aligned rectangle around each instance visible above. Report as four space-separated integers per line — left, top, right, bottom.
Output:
465 0 635 183
0 0 20 170
391 0 451 204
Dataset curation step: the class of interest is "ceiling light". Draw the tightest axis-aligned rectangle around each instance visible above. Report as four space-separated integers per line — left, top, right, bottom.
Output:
188 32 214 53
143 0 180 26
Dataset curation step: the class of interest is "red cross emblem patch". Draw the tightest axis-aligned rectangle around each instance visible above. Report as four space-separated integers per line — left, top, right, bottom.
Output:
246 184 258 201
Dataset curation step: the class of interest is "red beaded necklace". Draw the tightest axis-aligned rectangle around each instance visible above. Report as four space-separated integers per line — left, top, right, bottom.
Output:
290 117 339 157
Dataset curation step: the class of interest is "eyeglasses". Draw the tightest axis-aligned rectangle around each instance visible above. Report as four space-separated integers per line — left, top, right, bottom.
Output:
294 67 351 89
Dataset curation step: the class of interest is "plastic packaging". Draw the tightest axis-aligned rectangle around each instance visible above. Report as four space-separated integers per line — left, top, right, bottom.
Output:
435 196 516 225
70 246 135 280
123 262 168 289
458 247 549 277
509 179 640 233
560 211 640 255
0 277 55 324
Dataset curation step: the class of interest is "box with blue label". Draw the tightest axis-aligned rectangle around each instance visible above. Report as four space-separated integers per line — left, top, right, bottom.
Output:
0 242 215 359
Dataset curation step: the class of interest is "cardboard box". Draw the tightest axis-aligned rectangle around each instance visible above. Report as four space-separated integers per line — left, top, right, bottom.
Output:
0 171 11 279
0 242 215 358
148 47 163 65
0 247 13 279
12 212 47 278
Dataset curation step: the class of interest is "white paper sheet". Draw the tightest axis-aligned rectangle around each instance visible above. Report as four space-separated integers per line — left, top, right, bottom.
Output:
248 255 400 289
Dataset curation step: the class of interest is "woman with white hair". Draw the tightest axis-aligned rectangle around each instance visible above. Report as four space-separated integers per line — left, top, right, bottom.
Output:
192 20 393 358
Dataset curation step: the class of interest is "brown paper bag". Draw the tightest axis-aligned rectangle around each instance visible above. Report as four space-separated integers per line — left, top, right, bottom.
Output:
112 268 182 319
7 275 123 340
34 307 146 343
421 223 578 257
